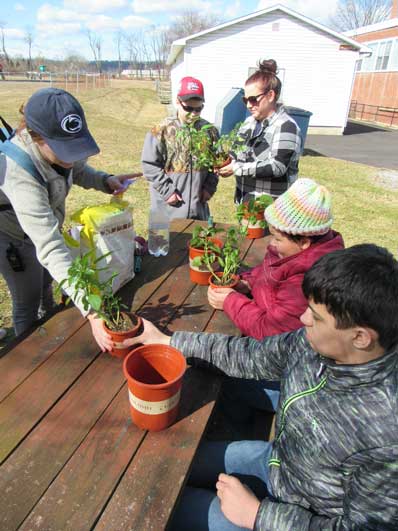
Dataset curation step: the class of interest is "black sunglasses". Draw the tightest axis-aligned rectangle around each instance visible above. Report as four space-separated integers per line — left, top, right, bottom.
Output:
242 90 270 106
179 101 204 113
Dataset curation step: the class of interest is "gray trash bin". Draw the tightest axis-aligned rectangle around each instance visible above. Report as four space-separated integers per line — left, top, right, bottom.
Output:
285 107 312 150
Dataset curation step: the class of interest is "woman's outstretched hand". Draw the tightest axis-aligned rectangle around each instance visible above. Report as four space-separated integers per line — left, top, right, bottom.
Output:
122 317 171 348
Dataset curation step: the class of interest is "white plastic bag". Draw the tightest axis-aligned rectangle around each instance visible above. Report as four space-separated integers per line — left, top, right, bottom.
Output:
65 198 135 293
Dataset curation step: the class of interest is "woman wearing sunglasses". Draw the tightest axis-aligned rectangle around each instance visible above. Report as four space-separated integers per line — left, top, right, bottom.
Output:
218 59 302 202
141 76 219 220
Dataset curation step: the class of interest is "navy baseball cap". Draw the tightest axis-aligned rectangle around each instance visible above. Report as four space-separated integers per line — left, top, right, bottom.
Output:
24 88 99 163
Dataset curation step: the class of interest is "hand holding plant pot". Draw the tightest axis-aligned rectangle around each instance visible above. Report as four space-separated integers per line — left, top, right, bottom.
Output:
236 194 274 239
57 250 142 358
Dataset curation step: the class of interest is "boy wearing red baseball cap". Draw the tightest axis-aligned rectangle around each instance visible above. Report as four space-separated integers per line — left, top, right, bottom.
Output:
141 76 219 220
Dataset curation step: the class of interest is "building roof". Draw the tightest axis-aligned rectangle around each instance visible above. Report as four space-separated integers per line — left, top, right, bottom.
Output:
344 18 398 37
167 3 370 65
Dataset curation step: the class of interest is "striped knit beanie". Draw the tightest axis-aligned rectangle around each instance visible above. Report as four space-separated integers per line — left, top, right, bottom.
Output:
264 178 333 235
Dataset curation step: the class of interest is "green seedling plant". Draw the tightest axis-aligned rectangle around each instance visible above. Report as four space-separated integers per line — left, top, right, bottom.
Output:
57 250 132 331
190 224 224 250
214 122 245 168
236 194 274 230
176 119 219 170
196 226 246 286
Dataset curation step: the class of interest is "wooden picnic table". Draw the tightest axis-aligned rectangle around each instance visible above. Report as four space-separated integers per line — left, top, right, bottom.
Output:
0 219 268 531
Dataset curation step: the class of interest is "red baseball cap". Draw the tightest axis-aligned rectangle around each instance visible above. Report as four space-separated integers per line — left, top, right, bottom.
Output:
177 76 205 101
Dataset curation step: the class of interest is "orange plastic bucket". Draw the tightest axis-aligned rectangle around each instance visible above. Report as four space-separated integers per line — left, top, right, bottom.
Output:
123 344 187 431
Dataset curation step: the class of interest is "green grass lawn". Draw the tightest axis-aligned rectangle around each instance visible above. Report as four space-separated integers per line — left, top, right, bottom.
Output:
1 80 397 338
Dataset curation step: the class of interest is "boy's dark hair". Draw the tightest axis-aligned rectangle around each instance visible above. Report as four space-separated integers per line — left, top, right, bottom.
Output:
302 244 398 351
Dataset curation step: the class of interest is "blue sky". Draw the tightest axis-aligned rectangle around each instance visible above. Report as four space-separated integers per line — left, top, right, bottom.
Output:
1 0 340 61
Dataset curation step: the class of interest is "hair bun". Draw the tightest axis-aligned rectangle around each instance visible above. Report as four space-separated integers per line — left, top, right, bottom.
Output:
258 59 277 75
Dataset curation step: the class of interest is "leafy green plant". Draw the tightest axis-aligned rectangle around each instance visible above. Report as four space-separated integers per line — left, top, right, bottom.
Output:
176 120 245 171
214 122 245 167
194 226 246 286
56 251 133 331
176 120 219 170
236 194 274 230
190 224 224 251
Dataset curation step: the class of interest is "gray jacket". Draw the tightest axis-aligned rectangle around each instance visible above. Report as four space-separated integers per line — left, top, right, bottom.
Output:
141 116 219 220
0 131 112 313
171 328 398 530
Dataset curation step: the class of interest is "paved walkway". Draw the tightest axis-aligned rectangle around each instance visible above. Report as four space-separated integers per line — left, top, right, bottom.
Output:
305 121 398 170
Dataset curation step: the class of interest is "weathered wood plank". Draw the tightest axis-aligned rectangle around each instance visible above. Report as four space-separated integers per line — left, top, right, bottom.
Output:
19 387 145 531
0 323 99 464
93 367 220 531
0 353 126 531
0 308 84 403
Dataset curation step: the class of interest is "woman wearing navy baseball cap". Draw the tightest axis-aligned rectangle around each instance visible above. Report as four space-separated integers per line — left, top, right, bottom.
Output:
0 88 141 350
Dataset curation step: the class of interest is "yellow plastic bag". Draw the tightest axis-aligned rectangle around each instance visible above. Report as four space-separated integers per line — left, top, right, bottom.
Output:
66 197 135 293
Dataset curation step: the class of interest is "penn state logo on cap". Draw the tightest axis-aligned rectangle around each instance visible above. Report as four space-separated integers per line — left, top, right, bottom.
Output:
61 114 83 134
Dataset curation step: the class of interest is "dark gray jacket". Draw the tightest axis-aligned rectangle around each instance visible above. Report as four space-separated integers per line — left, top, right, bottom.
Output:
171 328 398 530
141 116 219 220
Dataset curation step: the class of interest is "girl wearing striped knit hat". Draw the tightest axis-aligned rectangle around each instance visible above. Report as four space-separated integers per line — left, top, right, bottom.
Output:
208 178 344 422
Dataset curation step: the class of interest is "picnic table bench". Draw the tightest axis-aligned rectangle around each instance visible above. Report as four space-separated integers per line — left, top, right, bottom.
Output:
0 219 268 531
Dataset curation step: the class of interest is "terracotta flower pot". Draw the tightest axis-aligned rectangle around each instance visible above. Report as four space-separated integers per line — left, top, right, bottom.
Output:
104 312 142 358
189 237 223 285
123 344 187 431
208 272 239 290
214 155 232 170
242 208 266 239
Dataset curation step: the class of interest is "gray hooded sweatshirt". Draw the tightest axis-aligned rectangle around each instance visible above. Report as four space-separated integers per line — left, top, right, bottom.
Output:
171 327 398 530
0 131 112 314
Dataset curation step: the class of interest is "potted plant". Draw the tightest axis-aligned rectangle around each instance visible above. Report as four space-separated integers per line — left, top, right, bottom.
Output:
213 122 245 169
236 194 274 239
176 120 219 171
189 225 224 285
193 226 245 289
57 250 142 358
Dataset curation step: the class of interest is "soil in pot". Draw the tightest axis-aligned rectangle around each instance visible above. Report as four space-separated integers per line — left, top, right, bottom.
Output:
208 273 239 290
104 312 142 358
123 344 187 431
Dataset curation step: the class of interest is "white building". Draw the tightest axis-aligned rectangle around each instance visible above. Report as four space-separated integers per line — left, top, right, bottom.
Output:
167 4 370 135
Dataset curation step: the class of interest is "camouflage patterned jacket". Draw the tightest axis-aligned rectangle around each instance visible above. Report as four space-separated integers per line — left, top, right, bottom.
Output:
141 116 219 220
171 328 398 530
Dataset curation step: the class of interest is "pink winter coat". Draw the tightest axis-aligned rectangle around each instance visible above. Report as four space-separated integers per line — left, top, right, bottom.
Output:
223 230 344 340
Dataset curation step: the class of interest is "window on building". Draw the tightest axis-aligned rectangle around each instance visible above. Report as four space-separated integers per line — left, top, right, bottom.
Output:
356 59 363 71
362 43 377 71
375 40 392 70
390 39 398 70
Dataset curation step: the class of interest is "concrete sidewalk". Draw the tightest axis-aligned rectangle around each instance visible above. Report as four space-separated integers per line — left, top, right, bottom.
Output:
305 121 398 170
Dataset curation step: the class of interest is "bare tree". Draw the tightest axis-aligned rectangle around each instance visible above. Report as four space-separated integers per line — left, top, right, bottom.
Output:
329 0 392 31
124 32 139 73
86 30 102 73
63 52 88 71
167 9 222 43
149 26 169 78
24 27 34 71
0 21 11 66
114 30 124 77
